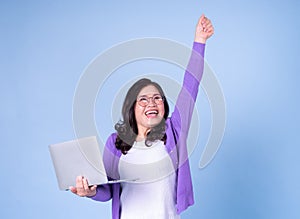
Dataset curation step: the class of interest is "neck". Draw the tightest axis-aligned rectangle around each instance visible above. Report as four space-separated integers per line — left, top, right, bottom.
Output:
136 126 150 141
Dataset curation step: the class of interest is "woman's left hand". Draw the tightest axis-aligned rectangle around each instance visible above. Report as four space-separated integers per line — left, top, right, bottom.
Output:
194 14 214 44
69 176 97 197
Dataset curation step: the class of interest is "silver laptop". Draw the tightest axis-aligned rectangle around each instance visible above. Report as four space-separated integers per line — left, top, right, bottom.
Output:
49 136 137 190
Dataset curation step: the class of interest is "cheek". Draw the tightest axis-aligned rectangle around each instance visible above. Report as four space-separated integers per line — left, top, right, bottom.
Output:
159 105 165 117
134 105 144 120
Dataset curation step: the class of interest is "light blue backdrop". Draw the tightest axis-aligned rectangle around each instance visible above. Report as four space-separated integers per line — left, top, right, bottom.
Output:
1 0 299 218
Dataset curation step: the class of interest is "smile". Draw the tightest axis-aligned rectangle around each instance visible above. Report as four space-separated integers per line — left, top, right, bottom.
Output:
145 110 158 117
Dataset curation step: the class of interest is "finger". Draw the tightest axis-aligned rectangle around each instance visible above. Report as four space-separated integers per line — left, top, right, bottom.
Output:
202 17 208 25
206 29 214 37
206 23 213 28
199 14 205 23
206 24 214 33
207 26 214 34
76 175 83 187
90 185 97 192
197 14 205 26
83 177 90 191
69 186 77 194
204 23 213 32
202 18 210 29
76 175 85 194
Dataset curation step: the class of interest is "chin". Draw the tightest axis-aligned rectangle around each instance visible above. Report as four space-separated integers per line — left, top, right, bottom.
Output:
147 117 164 128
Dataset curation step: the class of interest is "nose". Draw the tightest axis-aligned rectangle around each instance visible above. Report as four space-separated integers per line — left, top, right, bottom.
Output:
148 97 157 106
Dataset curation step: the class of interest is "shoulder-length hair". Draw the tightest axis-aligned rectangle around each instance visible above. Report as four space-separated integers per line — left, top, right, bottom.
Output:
114 78 169 154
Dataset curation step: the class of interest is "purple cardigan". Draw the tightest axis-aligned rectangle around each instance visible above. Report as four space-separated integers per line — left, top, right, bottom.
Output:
89 42 205 219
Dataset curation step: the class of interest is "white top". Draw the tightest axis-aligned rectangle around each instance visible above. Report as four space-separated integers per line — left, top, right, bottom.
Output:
118 140 180 219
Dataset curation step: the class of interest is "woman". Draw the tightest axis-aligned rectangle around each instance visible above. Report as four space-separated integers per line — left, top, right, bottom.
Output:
70 14 214 219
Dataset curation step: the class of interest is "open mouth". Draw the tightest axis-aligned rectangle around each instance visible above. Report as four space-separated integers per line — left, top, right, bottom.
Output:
145 110 158 118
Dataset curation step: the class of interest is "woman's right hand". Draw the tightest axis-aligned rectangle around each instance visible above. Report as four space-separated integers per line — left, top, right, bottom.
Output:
194 14 214 44
69 176 97 197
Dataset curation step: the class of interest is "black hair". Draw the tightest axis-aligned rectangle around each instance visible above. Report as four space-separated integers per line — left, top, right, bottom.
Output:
114 78 169 154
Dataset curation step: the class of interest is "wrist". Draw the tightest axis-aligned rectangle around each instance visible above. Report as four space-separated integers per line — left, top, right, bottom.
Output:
194 36 206 44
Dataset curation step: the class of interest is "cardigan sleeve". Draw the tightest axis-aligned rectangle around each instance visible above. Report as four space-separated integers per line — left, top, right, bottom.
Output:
168 42 205 214
89 133 120 202
170 42 205 150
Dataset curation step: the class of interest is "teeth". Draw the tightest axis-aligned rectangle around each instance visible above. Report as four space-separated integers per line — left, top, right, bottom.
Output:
145 110 158 115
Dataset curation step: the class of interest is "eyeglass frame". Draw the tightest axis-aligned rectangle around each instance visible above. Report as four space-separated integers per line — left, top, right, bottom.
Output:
136 94 165 107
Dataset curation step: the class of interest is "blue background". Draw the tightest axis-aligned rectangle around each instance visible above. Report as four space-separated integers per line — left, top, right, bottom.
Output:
1 0 299 218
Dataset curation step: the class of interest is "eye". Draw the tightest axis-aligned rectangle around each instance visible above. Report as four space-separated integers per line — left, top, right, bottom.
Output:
153 95 163 102
153 95 163 101
138 97 148 102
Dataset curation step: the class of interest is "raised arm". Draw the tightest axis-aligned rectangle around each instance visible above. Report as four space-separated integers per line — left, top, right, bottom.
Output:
170 14 214 142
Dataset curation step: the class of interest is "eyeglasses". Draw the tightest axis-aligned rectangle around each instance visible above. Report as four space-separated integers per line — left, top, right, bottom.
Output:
137 94 164 107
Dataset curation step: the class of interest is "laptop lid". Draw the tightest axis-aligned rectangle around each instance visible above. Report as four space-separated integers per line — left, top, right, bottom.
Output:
49 136 110 190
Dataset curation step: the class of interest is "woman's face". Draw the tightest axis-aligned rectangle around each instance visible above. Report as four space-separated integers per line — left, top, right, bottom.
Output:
134 85 165 136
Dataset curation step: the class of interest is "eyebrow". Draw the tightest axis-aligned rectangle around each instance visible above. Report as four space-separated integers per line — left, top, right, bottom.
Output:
137 93 161 98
